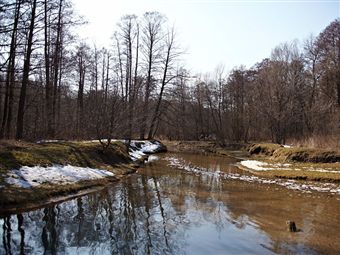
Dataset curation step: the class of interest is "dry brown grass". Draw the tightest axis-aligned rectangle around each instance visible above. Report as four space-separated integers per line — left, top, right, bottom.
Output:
246 143 340 163
289 135 340 150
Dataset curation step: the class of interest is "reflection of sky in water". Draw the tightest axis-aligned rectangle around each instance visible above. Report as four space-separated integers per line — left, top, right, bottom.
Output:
0 153 337 255
0 191 274 255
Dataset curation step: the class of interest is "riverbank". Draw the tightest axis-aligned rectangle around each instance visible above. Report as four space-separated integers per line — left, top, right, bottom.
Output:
163 140 340 182
0 140 166 211
243 143 340 182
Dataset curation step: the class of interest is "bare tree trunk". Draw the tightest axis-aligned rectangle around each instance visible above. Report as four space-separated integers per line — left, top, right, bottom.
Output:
44 0 53 137
115 34 124 99
140 12 164 139
0 0 21 139
51 0 63 137
128 24 139 140
105 53 110 107
16 0 37 140
77 56 85 138
140 56 152 140
148 31 174 139
56 36 64 134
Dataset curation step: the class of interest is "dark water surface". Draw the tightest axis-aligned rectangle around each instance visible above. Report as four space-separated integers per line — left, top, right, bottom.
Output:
1 153 340 254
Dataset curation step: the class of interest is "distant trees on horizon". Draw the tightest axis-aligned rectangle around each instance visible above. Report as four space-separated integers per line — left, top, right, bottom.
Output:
0 1 339 146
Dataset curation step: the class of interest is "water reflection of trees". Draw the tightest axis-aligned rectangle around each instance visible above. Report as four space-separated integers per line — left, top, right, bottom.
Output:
0 157 338 254
0 162 265 254
0 174 186 254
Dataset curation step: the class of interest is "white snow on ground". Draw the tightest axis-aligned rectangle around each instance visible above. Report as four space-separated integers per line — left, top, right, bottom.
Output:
283 144 292 148
81 139 119 143
240 160 340 173
147 155 160 162
129 140 163 161
37 139 119 144
165 156 340 195
36 139 66 144
5 165 114 189
240 160 291 171
5 140 163 189
240 160 270 171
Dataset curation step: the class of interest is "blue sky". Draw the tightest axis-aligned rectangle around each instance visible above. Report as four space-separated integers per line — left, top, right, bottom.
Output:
72 0 340 73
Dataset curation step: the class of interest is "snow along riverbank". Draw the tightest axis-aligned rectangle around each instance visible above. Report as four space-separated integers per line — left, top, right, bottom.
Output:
240 160 340 173
5 165 115 189
128 140 165 161
4 140 165 189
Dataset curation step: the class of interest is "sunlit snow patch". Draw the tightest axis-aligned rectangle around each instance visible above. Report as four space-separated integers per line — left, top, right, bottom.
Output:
36 139 66 144
147 155 160 162
129 140 164 161
240 160 340 173
240 160 291 171
5 165 114 189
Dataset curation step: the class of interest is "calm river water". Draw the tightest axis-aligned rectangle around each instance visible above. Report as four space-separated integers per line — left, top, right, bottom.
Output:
1 152 340 254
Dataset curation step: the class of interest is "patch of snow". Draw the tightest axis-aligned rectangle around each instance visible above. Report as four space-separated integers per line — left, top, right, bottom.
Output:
283 144 292 148
36 139 66 144
5 165 114 189
37 139 122 144
240 160 270 171
240 160 291 171
139 141 162 153
129 150 145 161
129 140 163 161
81 139 120 143
240 160 339 173
147 155 159 162
165 156 340 195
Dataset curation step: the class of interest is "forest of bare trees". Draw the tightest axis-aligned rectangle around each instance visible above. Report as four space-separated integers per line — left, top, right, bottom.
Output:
0 0 339 145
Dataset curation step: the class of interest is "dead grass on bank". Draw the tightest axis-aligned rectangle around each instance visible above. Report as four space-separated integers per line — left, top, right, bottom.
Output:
289 135 340 150
246 143 340 182
162 140 246 154
248 143 340 163
0 140 132 171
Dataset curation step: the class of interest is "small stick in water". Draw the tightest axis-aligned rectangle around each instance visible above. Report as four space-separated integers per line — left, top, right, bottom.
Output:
286 220 297 232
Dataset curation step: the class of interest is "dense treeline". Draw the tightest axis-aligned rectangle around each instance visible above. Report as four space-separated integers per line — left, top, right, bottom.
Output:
0 0 339 145
169 20 340 145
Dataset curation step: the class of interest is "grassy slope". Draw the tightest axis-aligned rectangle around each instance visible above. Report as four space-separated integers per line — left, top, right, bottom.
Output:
0 140 137 209
246 143 340 182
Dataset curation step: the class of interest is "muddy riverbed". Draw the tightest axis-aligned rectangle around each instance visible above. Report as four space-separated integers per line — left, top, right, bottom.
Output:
1 152 339 254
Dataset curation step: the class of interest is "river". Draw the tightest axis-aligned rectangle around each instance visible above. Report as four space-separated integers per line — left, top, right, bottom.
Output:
1 152 339 254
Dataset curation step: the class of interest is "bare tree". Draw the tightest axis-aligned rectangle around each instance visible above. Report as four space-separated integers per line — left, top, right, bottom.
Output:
16 0 38 139
0 0 21 139
139 11 164 139
148 26 181 139
75 43 89 137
